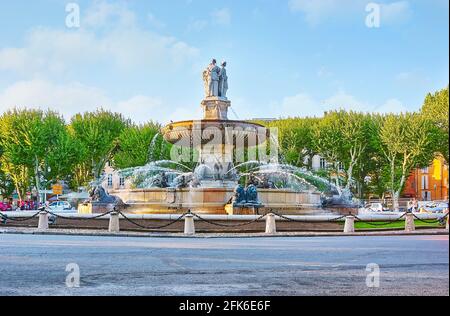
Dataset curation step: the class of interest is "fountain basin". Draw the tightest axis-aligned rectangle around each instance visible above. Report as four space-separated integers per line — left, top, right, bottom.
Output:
109 187 322 215
162 120 268 146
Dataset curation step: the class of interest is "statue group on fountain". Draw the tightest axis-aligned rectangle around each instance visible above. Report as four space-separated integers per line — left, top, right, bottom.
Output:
203 59 228 99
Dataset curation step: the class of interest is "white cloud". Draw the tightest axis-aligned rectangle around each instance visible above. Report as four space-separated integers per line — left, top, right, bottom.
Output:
211 8 232 26
373 98 408 114
322 91 370 112
288 0 341 26
276 93 323 117
381 1 412 25
83 1 136 28
187 19 209 32
0 80 110 119
0 1 199 76
317 66 333 78
288 0 411 26
147 12 166 29
271 91 409 118
0 79 198 124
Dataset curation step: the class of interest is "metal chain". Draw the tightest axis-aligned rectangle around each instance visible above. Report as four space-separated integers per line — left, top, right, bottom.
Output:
45 209 113 220
271 211 347 223
412 212 448 224
191 212 267 227
117 210 188 230
0 210 42 223
353 212 408 227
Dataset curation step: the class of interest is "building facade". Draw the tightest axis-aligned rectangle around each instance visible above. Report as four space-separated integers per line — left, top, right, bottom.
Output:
403 157 449 201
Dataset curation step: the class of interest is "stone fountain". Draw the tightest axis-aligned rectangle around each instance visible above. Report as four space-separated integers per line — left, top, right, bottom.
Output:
89 59 333 215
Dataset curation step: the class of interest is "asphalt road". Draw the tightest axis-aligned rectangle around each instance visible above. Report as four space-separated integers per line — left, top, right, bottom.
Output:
0 234 448 296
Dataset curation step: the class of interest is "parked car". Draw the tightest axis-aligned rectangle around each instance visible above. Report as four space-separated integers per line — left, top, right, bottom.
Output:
364 202 385 212
0 201 12 212
48 201 74 212
419 201 449 214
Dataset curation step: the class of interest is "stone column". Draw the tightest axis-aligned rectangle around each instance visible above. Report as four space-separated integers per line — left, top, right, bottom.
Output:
184 214 195 235
265 213 277 234
38 211 49 231
405 213 415 232
343 216 355 233
108 212 120 233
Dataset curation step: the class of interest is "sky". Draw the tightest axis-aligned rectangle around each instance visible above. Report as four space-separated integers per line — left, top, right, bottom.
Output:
0 0 448 124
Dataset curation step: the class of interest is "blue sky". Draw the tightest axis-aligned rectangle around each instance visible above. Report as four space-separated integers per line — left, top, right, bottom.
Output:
0 0 448 124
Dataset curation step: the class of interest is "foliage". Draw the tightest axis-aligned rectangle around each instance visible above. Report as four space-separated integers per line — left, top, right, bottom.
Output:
255 117 319 168
114 122 171 169
69 109 130 184
421 87 449 161
0 109 76 202
375 113 438 209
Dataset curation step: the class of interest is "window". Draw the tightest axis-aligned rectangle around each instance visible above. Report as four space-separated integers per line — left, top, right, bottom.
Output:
119 177 125 188
421 175 429 190
107 174 113 188
338 162 345 171
421 167 429 174
320 158 327 169
422 191 431 201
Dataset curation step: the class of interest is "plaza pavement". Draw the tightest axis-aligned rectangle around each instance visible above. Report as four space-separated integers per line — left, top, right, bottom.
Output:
0 233 448 296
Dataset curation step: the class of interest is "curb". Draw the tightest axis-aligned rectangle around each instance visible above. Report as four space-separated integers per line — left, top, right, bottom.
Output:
1 228 448 239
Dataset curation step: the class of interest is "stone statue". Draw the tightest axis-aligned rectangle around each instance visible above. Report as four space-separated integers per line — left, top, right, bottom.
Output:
232 184 246 206
246 185 259 204
232 184 262 207
202 69 209 97
219 61 228 98
89 185 123 205
203 59 222 98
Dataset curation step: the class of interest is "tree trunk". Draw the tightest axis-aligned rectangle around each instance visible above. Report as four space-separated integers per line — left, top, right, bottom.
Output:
34 158 41 206
14 183 22 202
392 190 400 211
345 163 354 191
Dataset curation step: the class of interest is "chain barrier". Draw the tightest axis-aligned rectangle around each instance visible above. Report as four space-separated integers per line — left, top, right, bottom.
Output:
117 210 189 230
191 212 267 228
44 208 113 221
412 212 448 225
271 211 348 223
2 207 446 231
0 210 42 223
352 212 408 227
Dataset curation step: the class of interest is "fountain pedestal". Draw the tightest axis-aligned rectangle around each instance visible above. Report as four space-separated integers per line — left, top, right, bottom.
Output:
201 97 231 120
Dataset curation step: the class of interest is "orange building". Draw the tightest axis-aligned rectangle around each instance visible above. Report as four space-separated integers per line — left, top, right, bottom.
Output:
403 156 449 201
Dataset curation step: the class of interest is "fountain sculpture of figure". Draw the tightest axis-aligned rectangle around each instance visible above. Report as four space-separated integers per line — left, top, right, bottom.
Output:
219 61 228 98
232 184 262 208
97 58 339 215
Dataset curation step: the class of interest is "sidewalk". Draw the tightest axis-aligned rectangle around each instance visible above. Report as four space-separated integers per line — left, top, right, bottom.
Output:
1 226 448 239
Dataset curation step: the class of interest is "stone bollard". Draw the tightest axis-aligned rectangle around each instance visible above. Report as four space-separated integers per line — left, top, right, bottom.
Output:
265 213 277 235
184 214 195 235
343 216 355 233
38 211 49 231
108 212 120 233
405 213 415 232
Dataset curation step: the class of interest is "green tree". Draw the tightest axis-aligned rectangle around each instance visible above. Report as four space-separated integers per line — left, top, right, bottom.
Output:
256 117 319 168
114 122 169 169
421 87 449 162
70 109 130 185
377 113 437 210
0 145 16 199
0 109 71 203
312 112 345 191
